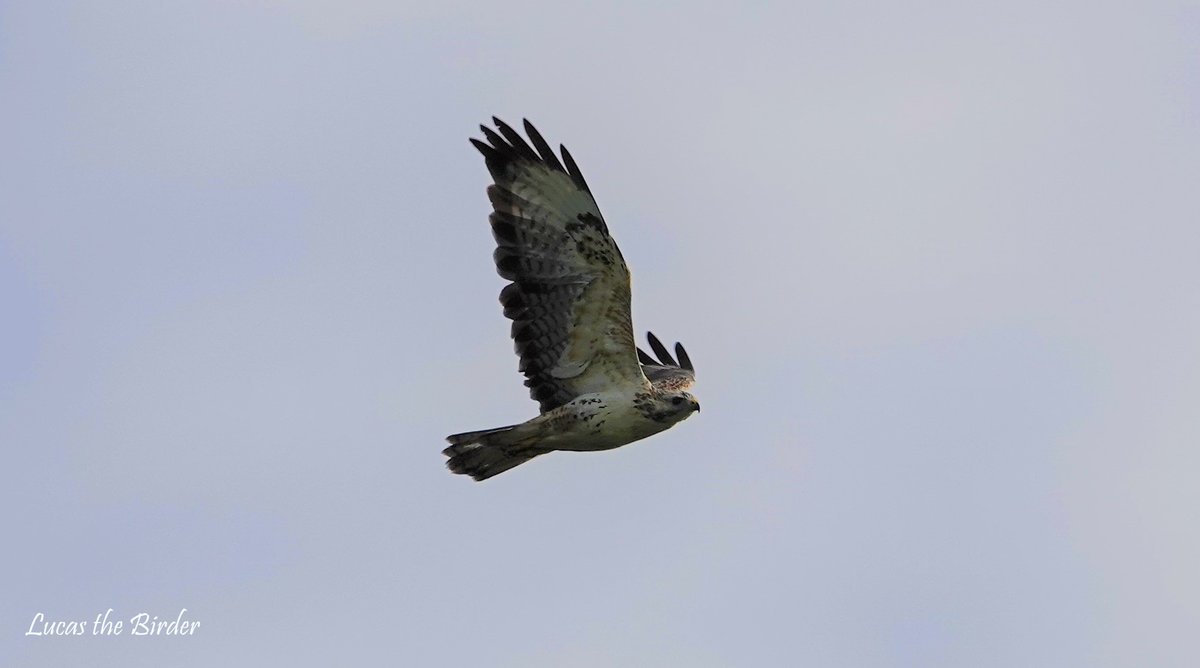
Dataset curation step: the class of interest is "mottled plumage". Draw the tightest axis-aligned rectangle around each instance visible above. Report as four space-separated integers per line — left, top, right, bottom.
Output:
444 118 699 481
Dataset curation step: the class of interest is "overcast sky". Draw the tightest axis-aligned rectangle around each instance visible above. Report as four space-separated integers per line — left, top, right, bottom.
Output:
3 1 1199 666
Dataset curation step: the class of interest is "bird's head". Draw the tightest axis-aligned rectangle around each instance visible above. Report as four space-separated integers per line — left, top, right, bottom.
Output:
658 390 700 423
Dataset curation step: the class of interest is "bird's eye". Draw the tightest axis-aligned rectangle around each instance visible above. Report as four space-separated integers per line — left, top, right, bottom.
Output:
671 397 685 405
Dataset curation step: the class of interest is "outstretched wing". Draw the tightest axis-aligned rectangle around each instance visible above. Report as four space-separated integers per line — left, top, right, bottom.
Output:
471 118 649 413
637 331 696 392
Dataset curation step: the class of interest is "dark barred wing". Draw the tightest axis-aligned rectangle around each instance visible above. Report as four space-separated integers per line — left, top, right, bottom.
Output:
636 331 696 392
471 118 649 413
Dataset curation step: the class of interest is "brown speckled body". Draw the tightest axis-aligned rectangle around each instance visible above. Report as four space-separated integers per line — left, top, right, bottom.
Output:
523 389 684 452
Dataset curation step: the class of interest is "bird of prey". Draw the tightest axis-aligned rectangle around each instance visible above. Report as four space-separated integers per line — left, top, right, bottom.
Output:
443 118 700 481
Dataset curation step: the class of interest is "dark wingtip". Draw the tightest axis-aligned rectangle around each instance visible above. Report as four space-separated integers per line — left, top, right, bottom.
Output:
492 117 539 162
523 119 566 172
639 332 695 374
479 125 506 150
560 144 591 193
469 137 499 161
675 342 694 372
646 331 677 366
477 117 577 178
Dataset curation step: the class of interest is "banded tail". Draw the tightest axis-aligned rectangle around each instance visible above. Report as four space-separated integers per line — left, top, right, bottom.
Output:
443 425 548 481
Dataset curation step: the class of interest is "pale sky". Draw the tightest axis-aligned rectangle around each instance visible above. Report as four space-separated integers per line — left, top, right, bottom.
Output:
3 1 1199 666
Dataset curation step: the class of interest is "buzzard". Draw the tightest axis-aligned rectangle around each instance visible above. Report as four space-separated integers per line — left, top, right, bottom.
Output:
443 118 700 481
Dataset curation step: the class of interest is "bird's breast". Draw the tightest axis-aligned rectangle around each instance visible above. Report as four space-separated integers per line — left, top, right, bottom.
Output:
547 392 673 452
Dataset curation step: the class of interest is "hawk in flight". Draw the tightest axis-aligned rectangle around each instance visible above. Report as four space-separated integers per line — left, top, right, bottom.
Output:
444 118 700 481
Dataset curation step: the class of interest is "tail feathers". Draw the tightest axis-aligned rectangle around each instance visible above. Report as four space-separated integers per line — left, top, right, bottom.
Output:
445 425 515 447
443 425 546 481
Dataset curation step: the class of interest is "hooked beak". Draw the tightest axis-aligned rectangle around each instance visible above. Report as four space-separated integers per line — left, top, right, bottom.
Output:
691 399 701 413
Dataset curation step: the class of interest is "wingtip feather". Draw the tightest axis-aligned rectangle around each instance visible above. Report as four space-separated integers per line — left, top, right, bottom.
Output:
675 342 694 372
646 331 677 366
